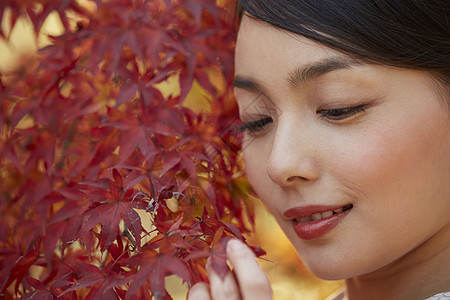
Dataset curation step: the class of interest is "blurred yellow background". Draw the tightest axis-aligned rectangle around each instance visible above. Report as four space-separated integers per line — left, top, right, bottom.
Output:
0 9 343 300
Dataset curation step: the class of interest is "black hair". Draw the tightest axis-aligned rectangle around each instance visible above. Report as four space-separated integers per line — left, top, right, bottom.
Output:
237 0 450 87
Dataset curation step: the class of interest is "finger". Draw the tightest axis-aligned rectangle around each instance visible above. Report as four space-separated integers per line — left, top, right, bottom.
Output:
206 258 241 300
187 282 211 300
226 239 272 300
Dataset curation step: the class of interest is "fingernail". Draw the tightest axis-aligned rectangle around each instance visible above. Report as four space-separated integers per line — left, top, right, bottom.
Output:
227 239 245 252
205 257 212 270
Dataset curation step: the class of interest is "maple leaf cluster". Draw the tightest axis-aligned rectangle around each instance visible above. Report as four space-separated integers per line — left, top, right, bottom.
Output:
0 0 263 299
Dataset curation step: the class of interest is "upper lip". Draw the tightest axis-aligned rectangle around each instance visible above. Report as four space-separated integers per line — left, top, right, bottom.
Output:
283 204 353 219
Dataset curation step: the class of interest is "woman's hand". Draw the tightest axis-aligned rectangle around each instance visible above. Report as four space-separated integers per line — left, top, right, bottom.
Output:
187 239 272 300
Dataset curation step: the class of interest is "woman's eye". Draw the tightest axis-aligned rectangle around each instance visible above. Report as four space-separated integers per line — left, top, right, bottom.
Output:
239 117 273 134
317 104 367 122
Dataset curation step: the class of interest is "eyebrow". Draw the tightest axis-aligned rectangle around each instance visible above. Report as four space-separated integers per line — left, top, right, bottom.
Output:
232 56 361 92
232 76 263 93
287 57 361 88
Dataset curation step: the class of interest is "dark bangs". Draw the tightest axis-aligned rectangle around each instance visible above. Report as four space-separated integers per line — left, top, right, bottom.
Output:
237 0 450 86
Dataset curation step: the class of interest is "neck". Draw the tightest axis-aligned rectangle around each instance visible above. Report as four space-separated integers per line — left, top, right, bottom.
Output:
345 223 450 300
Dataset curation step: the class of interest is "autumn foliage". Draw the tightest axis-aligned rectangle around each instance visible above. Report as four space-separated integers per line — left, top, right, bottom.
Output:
0 0 261 298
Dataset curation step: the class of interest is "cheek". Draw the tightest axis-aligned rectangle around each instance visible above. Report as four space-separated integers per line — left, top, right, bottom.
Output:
243 140 274 203
335 107 450 245
338 113 447 198
306 113 450 279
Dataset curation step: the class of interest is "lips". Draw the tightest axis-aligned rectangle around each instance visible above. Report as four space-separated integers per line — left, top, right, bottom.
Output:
284 204 353 240
296 204 353 223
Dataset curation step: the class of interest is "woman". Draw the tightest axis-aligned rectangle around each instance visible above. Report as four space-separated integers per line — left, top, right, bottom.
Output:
189 1 450 299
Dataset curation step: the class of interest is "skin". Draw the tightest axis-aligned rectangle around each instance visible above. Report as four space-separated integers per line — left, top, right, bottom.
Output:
188 15 450 300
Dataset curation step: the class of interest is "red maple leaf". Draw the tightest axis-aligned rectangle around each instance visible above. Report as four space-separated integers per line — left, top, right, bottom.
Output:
185 226 230 280
126 247 191 300
1 239 41 295
0 0 257 298
20 276 75 300
60 261 132 300
77 169 147 250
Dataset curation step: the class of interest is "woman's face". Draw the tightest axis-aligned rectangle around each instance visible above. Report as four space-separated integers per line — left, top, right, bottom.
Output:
234 16 450 280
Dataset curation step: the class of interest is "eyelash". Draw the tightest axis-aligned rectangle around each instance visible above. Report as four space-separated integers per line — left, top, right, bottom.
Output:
239 104 367 134
317 104 367 121
239 117 273 134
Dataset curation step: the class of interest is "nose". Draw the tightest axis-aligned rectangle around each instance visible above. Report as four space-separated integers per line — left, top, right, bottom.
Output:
266 123 320 186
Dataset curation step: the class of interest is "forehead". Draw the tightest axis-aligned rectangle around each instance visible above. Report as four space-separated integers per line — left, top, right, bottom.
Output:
234 16 449 104
234 15 359 96
235 16 344 78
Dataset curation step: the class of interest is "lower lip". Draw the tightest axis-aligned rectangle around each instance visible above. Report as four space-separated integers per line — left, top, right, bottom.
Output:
292 209 351 240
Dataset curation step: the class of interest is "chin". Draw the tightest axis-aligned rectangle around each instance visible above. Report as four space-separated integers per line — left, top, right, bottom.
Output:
306 264 352 281
298 252 372 281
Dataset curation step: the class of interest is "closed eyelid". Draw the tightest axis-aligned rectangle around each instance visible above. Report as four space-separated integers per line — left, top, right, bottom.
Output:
238 116 273 135
317 97 382 111
318 105 366 118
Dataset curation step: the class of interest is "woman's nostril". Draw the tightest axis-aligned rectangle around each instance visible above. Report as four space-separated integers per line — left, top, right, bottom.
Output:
287 175 307 181
267 156 320 186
